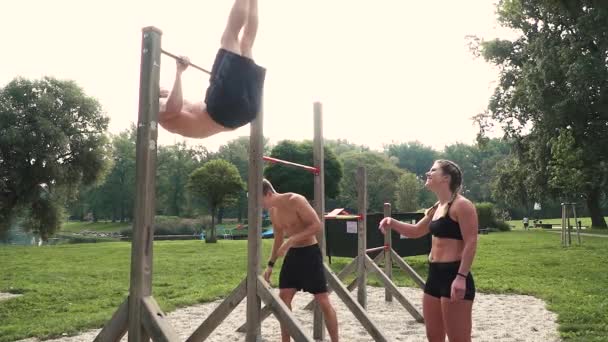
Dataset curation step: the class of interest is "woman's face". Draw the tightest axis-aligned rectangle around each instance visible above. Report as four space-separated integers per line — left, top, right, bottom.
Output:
425 162 449 191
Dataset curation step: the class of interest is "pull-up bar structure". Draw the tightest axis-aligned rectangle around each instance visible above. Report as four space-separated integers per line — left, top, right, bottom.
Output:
96 26 391 342
298 170 424 323
239 113 390 341
95 26 310 342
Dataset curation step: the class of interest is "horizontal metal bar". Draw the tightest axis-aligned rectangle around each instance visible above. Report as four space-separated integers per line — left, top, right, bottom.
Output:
161 49 211 75
263 156 320 174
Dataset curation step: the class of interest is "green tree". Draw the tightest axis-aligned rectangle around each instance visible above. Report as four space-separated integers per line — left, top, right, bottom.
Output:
338 151 404 212
264 140 342 200
395 171 422 212
215 136 271 222
490 154 531 210
385 141 439 178
547 129 585 200
156 142 209 217
188 159 244 243
325 139 370 158
442 139 512 203
475 1 608 228
96 128 137 222
0 77 110 239
442 143 481 200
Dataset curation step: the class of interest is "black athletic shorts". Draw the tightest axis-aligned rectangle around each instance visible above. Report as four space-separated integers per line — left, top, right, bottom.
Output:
204 48 266 129
424 261 475 301
279 243 328 294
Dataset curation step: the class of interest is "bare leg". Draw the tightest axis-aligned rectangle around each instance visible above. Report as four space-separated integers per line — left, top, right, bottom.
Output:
279 289 297 342
441 297 473 342
240 0 258 59
221 0 249 55
314 293 339 342
423 294 446 342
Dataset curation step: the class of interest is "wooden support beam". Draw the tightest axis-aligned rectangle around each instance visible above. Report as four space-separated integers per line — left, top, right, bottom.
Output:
383 203 393 302
347 252 385 293
94 298 129 342
391 249 425 289
245 95 264 341
302 256 359 311
323 264 389 342
141 297 180 342
356 167 368 308
257 276 313 342
312 101 326 340
187 278 247 341
129 26 163 342
365 256 424 322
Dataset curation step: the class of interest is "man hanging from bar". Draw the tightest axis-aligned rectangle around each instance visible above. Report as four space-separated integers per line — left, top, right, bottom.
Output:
159 0 265 138
261 178 340 342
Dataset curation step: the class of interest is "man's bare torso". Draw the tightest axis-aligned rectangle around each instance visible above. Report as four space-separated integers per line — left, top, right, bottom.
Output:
158 98 230 138
270 193 318 248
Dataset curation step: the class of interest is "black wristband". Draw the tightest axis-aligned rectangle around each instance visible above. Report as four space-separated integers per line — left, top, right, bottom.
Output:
457 272 467 278
267 260 275 268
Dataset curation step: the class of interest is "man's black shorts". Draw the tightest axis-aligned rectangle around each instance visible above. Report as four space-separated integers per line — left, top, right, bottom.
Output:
279 243 328 294
204 48 266 129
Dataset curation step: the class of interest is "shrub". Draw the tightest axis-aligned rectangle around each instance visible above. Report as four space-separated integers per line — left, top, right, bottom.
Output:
120 216 206 237
494 220 511 232
475 202 511 231
476 202 496 229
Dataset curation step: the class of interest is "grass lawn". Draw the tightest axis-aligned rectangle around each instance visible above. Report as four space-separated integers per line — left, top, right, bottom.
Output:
60 221 131 233
1 232 607 341
508 216 608 233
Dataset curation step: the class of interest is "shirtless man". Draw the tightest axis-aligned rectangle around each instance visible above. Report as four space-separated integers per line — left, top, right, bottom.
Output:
261 178 339 342
159 0 265 138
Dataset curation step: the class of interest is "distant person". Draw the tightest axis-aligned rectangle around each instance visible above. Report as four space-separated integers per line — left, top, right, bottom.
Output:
158 0 265 138
379 160 478 342
523 217 529 230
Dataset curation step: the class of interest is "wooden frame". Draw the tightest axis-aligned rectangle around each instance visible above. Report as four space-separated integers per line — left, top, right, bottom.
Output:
95 26 309 342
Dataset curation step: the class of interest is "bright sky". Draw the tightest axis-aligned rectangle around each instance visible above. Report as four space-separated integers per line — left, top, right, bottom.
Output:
1 0 519 152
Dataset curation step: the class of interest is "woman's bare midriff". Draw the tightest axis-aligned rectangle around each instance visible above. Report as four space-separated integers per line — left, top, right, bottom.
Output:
429 237 464 262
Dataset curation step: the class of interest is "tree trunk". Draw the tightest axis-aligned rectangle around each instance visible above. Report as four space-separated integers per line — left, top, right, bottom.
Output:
586 187 607 228
237 192 245 223
217 206 224 224
206 207 218 243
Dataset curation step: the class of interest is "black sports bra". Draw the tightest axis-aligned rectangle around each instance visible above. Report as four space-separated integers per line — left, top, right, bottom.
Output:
429 203 463 240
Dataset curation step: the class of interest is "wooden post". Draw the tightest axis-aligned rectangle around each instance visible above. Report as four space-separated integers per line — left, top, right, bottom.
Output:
129 26 162 342
246 96 264 342
187 279 247 341
572 203 581 245
323 265 389 342
94 298 129 341
383 203 393 302
561 203 566 247
312 101 325 340
391 249 425 289
356 166 367 308
364 256 424 322
566 203 572 246
256 277 314 342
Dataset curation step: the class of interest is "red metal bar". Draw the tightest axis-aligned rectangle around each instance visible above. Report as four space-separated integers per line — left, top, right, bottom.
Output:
263 156 320 174
365 245 389 254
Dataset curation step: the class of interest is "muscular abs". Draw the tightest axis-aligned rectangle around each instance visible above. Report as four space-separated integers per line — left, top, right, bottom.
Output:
271 205 318 248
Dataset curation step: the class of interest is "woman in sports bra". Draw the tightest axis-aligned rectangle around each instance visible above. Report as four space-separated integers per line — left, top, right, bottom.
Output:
378 159 479 342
